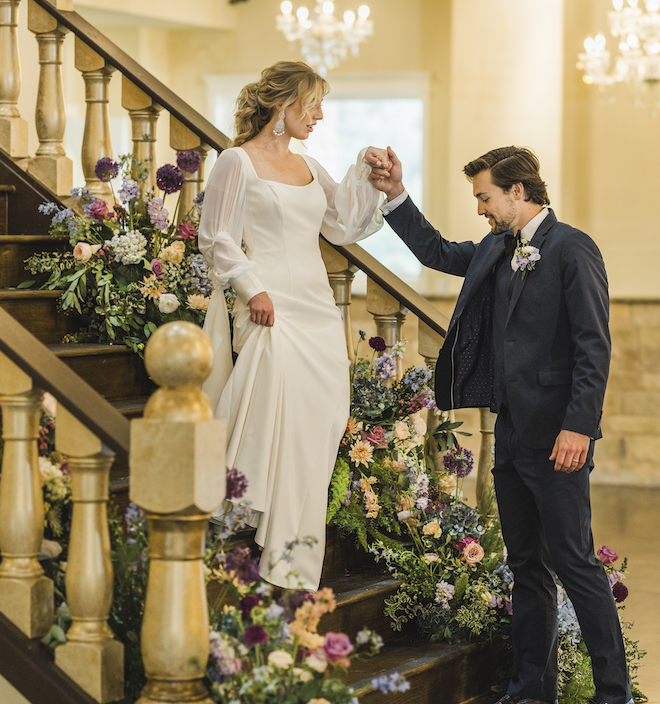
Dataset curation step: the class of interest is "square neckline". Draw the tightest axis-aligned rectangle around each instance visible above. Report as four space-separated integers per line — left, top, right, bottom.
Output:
237 146 315 187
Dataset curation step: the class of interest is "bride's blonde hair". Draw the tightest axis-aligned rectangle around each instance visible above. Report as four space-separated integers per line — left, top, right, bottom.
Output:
232 61 329 147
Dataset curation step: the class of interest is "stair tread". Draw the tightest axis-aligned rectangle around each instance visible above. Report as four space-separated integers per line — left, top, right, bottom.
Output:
0 288 61 299
347 635 484 690
0 234 65 242
0 185 16 193
327 573 400 606
112 397 149 413
48 342 134 357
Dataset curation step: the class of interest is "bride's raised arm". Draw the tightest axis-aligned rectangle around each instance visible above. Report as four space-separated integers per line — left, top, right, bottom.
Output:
310 148 384 246
198 148 265 304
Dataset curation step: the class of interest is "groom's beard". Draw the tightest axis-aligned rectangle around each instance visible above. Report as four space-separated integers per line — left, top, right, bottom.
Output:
491 218 513 235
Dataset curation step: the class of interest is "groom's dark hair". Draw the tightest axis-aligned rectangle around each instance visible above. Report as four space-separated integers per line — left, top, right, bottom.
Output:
463 146 550 206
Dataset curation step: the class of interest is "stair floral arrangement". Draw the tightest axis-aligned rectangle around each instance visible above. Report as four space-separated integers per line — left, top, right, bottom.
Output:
19 397 406 703
21 153 213 355
326 335 646 703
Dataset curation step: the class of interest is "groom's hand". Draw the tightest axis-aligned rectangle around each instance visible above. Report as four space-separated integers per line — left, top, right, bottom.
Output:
369 147 404 201
550 429 590 472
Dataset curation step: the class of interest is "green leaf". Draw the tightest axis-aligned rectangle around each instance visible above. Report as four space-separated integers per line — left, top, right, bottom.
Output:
326 458 351 524
16 279 36 289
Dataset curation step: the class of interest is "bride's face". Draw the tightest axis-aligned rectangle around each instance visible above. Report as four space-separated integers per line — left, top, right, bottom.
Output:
284 98 323 140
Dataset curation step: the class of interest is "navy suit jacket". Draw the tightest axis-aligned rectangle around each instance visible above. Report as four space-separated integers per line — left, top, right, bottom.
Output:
385 198 611 449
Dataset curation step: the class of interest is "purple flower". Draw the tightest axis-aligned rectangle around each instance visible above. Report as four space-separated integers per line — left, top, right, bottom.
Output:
86 199 110 222
150 259 163 278
175 222 197 239
118 177 139 204
242 624 268 646
239 595 261 621
612 582 629 603
443 445 474 478
371 673 410 694
225 547 260 585
156 164 185 194
343 490 352 506
369 336 386 352
597 545 618 564
226 467 248 500
323 632 354 665
454 536 478 552
147 196 169 230
94 157 119 182
176 149 202 174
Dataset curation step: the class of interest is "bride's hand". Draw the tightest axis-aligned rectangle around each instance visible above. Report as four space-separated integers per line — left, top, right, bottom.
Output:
249 291 275 327
364 147 392 172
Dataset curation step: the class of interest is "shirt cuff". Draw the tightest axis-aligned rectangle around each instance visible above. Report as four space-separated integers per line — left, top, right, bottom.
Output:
380 189 409 215
230 270 266 304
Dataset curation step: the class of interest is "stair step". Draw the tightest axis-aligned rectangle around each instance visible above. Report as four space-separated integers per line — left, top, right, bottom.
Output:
347 636 502 704
0 289 80 343
0 234 68 287
320 573 403 644
49 343 153 401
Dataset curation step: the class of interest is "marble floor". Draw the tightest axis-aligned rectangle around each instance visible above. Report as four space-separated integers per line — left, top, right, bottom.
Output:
463 478 660 703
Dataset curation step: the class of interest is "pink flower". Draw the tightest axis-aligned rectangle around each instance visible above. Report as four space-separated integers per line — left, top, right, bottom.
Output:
323 632 353 667
505 596 513 615
454 536 478 552
87 199 110 221
73 242 101 263
597 545 618 564
175 221 197 239
360 426 388 449
463 542 485 565
150 258 164 278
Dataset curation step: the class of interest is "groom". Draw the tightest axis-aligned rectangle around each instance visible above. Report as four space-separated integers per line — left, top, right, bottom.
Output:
368 146 631 704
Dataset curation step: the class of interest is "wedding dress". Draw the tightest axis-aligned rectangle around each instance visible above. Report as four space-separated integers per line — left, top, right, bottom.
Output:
198 146 383 590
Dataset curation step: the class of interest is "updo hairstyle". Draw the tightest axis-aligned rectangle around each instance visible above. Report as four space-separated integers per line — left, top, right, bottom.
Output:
232 61 329 147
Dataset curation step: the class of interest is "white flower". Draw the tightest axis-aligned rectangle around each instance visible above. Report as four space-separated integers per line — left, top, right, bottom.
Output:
412 413 427 436
109 231 147 264
397 510 412 521
393 421 410 440
292 667 313 682
158 293 180 314
267 650 293 668
305 650 328 672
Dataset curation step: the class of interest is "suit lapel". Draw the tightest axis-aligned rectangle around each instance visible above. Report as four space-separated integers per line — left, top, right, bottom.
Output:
505 210 555 326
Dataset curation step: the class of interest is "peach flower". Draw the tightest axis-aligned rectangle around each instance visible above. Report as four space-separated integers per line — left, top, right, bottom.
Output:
463 542 485 565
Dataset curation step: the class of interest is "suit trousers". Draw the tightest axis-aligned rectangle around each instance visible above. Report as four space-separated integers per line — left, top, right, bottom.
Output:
493 407 631 703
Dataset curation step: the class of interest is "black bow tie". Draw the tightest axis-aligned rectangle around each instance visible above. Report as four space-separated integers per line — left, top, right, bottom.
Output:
503 230 522 255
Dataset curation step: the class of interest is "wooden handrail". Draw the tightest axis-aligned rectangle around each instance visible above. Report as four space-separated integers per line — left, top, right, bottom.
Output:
30 0 230 153
338 242 449 338
0 308 130 460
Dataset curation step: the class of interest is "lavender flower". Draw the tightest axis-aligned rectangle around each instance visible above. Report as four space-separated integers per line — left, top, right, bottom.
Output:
156 164 185 194
176 149 202 174
443 445 474 478
225 547 260 585
38 202 59 216
435 580 455 609
94 157 119 182
147 196 169 230
226 467 248 500
118 177 139 204
51 208 74 226
193 189 205 214
371 673 410 694
70 187 93 203
373 352 397 381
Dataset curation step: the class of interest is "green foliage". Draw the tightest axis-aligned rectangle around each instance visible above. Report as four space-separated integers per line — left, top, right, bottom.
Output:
326 458 351 523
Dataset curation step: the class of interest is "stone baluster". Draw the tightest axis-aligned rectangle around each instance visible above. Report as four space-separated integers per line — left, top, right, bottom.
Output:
131 322 225 704
366 278 408 380
75 37 115 198
170 116 209 223
476 408 496 516
0 353 53 638
122 76 162 192
53 405 124 702
0 0 28 160
418 319 445 473
319 238 358 359
27 0 73 196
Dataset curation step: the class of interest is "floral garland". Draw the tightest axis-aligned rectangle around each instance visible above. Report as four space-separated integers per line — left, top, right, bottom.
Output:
22 152 216 355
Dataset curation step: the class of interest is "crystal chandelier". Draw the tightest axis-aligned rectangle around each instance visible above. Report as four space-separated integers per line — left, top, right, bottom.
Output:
578 0 660 106
276 0 373 77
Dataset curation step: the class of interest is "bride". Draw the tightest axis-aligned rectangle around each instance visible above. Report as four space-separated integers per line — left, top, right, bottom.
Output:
198 61 388 590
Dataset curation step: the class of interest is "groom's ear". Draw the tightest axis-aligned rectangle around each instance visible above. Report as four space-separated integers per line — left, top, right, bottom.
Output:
511 182 525 200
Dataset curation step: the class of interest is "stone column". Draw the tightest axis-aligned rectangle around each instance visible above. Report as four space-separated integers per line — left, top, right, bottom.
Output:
0 353 53 638
75 37 115 198
27 0 73 196
170 116 209 223
122 76 162 192
476 407 496 516
131 322 225 704
54 405 124 703
366 278 408 380
0 0 28 159
319 238 358 359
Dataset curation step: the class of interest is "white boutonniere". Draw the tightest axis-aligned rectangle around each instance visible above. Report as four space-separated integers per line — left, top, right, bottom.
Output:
511 238 541 279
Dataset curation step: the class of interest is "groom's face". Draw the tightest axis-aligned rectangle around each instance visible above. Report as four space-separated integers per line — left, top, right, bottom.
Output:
472 170 518 234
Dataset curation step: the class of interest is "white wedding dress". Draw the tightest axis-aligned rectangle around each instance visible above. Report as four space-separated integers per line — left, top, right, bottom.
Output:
198 146 383 590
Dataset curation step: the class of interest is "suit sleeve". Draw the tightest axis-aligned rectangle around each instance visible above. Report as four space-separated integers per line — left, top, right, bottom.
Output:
560 232 611 438
384 195 477 277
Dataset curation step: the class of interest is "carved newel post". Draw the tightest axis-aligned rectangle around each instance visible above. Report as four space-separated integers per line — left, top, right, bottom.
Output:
131 322 226 704
476 408 496 515
54 405 124 703
0 353 53 637
319 238 358 359
366 279 408 380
